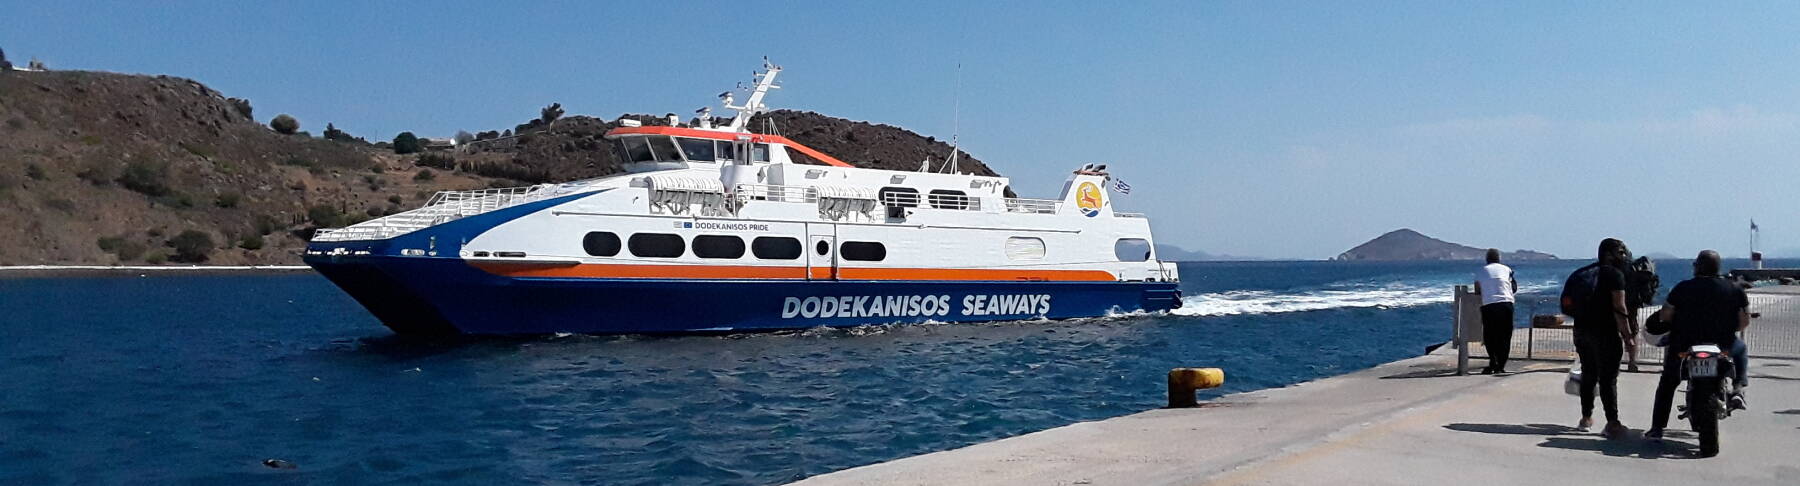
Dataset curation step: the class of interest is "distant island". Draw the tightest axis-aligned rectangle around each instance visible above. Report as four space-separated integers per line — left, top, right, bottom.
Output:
1334 229 1556 261
1154 244 1265 262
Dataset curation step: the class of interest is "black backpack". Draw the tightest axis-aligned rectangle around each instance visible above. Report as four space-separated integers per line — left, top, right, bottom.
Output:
1560 263 1601 316
1626 256 1659 308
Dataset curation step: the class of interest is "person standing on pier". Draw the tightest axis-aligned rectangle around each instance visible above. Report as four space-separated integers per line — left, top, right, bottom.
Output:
1563 238 1636 438
1474 249 1517 374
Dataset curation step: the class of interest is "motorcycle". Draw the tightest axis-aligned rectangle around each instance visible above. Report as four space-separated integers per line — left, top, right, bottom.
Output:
1676 343 1736 457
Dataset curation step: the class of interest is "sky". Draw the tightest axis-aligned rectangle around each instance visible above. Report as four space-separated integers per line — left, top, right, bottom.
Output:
7 1 1799 259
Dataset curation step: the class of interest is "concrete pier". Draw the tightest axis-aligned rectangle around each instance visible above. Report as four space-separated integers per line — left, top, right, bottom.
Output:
793 313 1800 485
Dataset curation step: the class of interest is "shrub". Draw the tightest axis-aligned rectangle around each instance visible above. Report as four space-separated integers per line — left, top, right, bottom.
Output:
97 236 126 252
540 103 564 126
254 213 282 235
144 252 167 264
215 192 240 208
116 160 171 197
387 195 404 205
453 130 475 145
238 234 265 250
227 98 253 119
168 230 215 263
307 204 343 227
270 114 299 135
393 132 421 154
369 163 385 174
25 163 45 180
76 163 115 186
178 142 215 159
43 197 76 212
413 168 435 182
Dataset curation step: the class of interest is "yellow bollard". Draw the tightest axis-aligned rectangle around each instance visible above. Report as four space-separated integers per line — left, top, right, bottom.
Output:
1167 368 1225 408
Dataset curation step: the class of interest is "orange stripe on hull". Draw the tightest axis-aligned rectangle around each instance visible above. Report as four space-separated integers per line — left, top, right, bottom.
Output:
469 262 1116 282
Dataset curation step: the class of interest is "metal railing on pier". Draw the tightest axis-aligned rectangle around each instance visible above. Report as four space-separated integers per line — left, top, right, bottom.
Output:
1455 286 1800 372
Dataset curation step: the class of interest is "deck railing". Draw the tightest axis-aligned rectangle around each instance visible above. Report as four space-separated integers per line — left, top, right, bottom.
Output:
734 184 817 203
314 184 575 242
1003 198 1061 214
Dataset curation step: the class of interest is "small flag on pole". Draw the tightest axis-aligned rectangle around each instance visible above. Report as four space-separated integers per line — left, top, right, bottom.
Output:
1751 219 1759 231
1113 178 1131 194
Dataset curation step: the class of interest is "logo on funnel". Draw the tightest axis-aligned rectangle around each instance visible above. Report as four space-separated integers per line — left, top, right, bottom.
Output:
1076 182 1103 217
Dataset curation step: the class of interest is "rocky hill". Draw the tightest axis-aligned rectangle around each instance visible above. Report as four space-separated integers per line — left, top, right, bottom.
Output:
1334 229 1556 261
0 69 995 265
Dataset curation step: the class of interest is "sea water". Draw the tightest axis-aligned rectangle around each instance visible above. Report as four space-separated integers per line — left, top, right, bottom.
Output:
1 259 1777 485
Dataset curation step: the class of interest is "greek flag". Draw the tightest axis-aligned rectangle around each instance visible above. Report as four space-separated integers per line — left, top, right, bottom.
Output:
1751 219 1759 231
1113 178 1131 194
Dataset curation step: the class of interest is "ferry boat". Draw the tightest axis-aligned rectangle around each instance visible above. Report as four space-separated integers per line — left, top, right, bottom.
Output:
304 61 1181 334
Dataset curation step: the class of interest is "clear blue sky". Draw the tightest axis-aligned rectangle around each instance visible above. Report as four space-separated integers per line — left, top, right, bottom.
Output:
9 1 1799 259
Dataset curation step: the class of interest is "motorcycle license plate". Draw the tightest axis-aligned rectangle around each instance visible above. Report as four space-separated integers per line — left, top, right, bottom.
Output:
1688 358 1719 378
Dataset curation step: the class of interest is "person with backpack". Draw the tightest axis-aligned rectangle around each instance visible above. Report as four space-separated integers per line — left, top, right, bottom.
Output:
1561 238 1637 438
1474 249 1518 374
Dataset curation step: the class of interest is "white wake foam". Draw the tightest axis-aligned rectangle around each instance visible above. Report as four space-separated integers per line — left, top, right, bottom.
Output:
1172 281 1558 317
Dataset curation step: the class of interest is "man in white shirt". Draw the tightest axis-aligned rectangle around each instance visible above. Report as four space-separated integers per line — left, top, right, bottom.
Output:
1474 248 1518 374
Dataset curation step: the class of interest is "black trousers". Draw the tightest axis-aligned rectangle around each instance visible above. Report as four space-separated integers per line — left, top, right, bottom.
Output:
1575 331 1623 422
1651 348 1681 431
1480 302 1515 370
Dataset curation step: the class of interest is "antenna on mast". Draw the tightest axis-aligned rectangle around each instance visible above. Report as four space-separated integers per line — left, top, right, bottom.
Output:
938 63 963 174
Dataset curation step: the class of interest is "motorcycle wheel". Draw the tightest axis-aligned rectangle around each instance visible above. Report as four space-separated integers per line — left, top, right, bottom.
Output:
1688 380 1720 457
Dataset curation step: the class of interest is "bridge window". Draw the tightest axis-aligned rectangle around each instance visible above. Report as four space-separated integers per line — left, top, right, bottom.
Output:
716 141 737 162
878 187 920 208
582 232 621 257
622 137 654 163
1005 237 1046 261
692 235 745 259
628 233 685 258
1114 238 1151 262
678 137 716 161
647 136 682 162
841 241 887 262
928 189 971 210
752 236 802 260
752 143 771 162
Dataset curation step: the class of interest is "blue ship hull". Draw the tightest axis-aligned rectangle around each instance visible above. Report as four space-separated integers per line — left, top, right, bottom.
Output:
304 254 1182 335
301 193 1180 335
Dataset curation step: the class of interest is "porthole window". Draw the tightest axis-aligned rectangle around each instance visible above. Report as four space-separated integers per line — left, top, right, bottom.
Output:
815 240 831 256
582 232 621 257
1005 237 1046 261
841 241 887 262
753 236 802 260
628 233 686 258
692 235 745 259
928 189 970 210
1114 238 1151 262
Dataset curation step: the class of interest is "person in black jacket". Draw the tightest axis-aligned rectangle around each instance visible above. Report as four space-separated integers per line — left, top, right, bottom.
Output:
1645 250 1750 446
1572 238 1636 438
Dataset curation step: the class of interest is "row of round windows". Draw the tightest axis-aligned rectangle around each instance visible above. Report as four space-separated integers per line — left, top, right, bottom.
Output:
582 232 887 261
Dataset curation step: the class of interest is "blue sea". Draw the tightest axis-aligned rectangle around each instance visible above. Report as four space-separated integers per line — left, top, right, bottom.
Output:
1 258 1782 485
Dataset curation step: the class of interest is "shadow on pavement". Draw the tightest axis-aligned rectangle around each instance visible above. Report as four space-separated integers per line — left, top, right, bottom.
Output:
1443 423 1577 436
1536 436 1698 460
1382 367 1568 380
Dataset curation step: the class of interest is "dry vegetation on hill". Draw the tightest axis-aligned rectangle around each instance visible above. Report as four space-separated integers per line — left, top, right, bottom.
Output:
0 69 999 265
